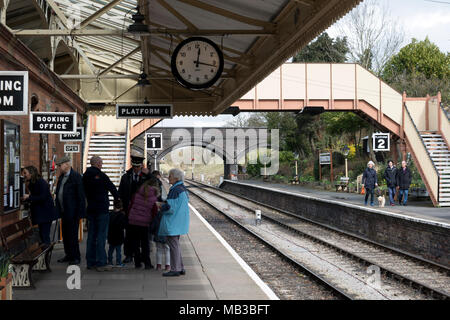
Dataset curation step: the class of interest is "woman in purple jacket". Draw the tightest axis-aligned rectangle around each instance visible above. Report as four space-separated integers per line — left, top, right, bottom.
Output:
127 177 160 269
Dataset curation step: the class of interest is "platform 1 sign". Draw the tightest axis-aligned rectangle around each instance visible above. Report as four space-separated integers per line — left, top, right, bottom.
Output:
0 71 28 115
60 127 84 142
116 104 172 119
146 133 163 150
30 112 77 134
319 152 331 165
64 144 80 153
372 133 390 152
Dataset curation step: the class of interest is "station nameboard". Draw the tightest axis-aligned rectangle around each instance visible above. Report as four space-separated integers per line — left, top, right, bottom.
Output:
146 133 163 150
0 71 28 115
60 127 84 142
30 112 77 134
319 152 331 165
64 144 80 153
116 104 172 119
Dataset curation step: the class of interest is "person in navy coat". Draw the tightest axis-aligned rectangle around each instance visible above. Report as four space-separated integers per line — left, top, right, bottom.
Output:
55 156 86 265
22 166 58 245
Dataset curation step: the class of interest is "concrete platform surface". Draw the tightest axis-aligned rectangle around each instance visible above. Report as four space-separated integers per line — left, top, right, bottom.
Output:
237 180 450 224
12 207 271 300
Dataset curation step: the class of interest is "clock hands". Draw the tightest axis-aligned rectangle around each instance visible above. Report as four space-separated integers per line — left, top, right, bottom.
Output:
192 60 216 68
195 48 200 68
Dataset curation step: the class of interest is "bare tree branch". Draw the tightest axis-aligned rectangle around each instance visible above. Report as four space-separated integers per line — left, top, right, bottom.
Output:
335 0 405 74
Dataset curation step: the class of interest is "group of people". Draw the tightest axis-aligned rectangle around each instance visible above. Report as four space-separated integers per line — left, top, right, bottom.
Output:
21 150 190 277
362 160 412 206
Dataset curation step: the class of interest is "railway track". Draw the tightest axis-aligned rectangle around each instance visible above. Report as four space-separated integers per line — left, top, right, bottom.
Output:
185 179 450 300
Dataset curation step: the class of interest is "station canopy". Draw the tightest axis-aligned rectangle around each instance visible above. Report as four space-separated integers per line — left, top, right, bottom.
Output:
5 0 361 116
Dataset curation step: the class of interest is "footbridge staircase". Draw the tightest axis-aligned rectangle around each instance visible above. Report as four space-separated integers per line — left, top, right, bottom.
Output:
127 63 449 207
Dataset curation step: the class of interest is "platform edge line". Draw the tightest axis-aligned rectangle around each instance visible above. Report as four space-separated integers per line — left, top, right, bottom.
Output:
188 203 280 300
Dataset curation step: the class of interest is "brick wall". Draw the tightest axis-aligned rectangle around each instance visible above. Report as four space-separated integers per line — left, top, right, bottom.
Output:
0 25 85 227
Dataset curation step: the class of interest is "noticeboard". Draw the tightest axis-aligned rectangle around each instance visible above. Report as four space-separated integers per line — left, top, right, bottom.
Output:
0 71 28 115
3 121 21 213
319 152 331 165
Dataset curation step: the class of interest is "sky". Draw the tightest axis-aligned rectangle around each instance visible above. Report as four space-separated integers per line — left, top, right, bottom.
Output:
156 0 449 128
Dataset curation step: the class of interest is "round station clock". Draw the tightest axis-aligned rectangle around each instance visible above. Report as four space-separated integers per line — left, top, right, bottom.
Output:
171 37 224 90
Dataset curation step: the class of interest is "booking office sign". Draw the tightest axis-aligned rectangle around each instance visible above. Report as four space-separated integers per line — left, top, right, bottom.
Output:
169 128 279 175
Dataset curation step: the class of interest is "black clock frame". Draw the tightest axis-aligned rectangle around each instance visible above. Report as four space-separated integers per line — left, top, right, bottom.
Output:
170 37 224 90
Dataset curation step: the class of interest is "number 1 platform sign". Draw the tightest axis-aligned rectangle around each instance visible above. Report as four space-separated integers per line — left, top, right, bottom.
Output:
372 133 390 152
146 133 163 151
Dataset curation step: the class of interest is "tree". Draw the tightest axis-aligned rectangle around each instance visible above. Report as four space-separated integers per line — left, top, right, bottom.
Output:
321 112 369 154
383 38 449 80
382 38 450 104
225 113 266 127
335 0 404 75
293 32 349 63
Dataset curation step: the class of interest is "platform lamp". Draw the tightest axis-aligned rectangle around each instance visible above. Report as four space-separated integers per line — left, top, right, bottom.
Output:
342 145 350 179
128 6 148 34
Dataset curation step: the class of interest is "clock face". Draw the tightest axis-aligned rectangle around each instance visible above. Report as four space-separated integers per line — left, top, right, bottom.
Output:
171 37 224 90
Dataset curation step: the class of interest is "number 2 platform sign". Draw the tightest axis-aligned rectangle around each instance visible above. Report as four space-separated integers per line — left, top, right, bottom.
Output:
146 133 163 151
372 133 390 152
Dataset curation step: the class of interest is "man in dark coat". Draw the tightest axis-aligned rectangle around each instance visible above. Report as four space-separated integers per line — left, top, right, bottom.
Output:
362 161 378 206
22 165 58 245
118 150 154 263
396 160 412 206
83 156 119 271
55 156 86 265
384 160 398 206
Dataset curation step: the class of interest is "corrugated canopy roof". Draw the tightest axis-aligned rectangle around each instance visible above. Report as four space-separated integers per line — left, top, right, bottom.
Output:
3 0 362 116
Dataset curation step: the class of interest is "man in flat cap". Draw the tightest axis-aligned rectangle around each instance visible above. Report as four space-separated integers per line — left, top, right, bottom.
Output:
119 150 154 263
55 156 86 265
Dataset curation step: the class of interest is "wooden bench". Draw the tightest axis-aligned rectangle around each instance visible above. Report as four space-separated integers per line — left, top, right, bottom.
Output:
335 182 350 192
0 218 54 288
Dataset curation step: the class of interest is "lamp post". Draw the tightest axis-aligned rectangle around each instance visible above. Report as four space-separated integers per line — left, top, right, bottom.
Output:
191 157 194 180
342 145 350 179
293 152 299 184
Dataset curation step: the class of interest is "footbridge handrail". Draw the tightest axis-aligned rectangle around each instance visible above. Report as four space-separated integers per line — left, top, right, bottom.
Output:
404 104 440 205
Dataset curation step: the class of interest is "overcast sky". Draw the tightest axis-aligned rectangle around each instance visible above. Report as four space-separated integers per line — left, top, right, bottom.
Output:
156 0 449 128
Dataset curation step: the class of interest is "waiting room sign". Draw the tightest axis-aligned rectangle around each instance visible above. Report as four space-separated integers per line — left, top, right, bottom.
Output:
0 71 28 115
30 112 77 134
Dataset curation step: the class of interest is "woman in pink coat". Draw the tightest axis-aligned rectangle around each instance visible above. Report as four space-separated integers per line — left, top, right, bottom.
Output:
127 177 160 269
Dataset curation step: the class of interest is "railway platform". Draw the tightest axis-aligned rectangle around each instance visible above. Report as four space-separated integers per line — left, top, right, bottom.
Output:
235 180 450 224
12 206 273 300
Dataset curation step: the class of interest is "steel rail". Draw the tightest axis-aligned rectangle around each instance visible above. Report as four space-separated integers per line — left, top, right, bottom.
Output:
186 179 450 300
185 181 354 300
